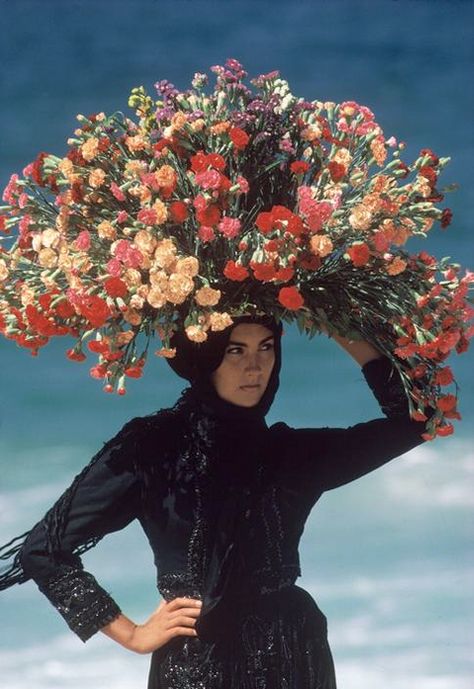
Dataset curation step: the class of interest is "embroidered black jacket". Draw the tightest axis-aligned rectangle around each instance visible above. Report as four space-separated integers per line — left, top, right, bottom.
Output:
15 357 428 642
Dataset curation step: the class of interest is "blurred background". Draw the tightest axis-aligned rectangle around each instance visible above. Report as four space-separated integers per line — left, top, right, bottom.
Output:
0 1 472 687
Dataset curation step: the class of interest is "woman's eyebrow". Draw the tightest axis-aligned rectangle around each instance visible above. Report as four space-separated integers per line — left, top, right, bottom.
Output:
227 335 275 347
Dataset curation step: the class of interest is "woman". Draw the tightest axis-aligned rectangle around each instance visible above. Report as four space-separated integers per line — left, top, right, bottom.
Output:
0 315 429 688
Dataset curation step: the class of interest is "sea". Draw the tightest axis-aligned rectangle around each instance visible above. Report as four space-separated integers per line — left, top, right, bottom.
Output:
0 1 472 688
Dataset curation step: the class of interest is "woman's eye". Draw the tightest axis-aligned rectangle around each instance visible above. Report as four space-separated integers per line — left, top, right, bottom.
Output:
226 347 242 355
260 342 274 351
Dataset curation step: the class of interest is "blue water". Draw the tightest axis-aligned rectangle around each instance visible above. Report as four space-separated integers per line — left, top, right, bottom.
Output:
0 1 473 688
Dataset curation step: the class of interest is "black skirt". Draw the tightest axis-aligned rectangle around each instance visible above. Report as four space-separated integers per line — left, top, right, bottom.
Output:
147 585 337 689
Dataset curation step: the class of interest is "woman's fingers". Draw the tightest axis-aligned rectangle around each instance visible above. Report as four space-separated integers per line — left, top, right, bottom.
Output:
167 596 202 610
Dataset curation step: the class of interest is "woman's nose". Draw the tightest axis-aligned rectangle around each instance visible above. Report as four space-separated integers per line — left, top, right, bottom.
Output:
245 353 262 371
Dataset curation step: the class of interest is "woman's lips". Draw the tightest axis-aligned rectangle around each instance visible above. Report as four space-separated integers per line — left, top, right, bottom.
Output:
240 384 261 390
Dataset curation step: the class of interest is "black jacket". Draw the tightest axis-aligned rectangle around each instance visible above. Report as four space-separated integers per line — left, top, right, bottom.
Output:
17 357 427 642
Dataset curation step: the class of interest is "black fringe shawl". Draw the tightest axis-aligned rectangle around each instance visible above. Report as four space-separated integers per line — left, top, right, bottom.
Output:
0 390 199 592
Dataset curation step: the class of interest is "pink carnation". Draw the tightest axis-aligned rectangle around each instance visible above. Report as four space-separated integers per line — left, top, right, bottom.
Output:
117 210 128 224
194 169 222 190
236 175 249 194
18 193 29 209
110 182 126 202
106 258 122 276
75 230 91 251
2 174 19 204
137 208 157 225
218 217 241 239
19 214 32 238
198 225 215 242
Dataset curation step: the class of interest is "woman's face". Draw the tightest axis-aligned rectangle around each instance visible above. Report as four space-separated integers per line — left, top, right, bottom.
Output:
210 323 276 407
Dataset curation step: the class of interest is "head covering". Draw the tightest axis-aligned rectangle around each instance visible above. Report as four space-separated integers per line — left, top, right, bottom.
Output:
166 315 283 421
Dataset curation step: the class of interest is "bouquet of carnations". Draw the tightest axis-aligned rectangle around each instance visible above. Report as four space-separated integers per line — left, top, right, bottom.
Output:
0 58 472 438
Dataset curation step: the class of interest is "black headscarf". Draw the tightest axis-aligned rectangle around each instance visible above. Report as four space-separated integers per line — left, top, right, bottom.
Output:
166 315 283 422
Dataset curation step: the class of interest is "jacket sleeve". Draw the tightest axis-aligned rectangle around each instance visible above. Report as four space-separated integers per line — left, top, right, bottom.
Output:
278 356 429 495
18 417 144 642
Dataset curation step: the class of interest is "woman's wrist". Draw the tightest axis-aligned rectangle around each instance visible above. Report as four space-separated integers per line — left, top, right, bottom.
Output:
330 332 383 367
100 613 143 654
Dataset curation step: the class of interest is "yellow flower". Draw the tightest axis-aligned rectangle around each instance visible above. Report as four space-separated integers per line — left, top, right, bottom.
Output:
57 158 78 183
149 268 169 290
134 229 157 255
97 221 117 241
170 111 187 132
185 325 208 343
115 331 135 346
152 199 169 225
55 207 70 232
124 160 148 179
129 294 145 309
38 248 58 268
208 311 233 332
41 228 61 249
210 121 231 135
301 124 322 142
89 168 107 188
195 286 221 307
146 287 167 309
166 274 194 304
123 308 142 325
349 205 373 231
123 268 142 288
154 165 177 188
386 257 407 275
154 239 177 270
20 285 36 306
370 139 387 166
175 256 199 278
190 119 206 132
310 234 334 257
155 347 177 358
333 147 352 167
0 259 9 282
81 137 100 162
125 135 148 152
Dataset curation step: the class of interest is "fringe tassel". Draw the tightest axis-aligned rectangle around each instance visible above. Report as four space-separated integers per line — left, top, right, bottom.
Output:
0 530 31 589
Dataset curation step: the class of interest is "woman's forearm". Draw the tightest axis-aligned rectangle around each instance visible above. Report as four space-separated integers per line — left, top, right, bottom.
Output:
331 332 383 366
100 613 140 652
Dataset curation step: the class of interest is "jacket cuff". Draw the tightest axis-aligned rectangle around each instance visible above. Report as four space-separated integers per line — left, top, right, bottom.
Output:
361 356 409 419
37 565 121 642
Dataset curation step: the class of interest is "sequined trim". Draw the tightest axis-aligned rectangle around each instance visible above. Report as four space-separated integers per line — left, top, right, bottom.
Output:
158 571 202 602
37 565 121 642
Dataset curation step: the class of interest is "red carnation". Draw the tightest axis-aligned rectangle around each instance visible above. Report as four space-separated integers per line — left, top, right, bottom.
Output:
251 261 277 282
55 300 76 319
328 161 346 182
170 200 189 223
104 277 128 298
441 208 453 229
124 365 143 378
66 348 86 362
290 161 310 175
434 367 454 386
419 166 437 187
436 394 457 412
223 260 249 282
278 286 304 310
347 243 370 267
196 203 221 227
229 127 250 151
420 148 439 165
436 424 454 437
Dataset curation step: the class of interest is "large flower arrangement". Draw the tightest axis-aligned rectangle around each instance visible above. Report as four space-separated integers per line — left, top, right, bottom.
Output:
0 59 472 438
